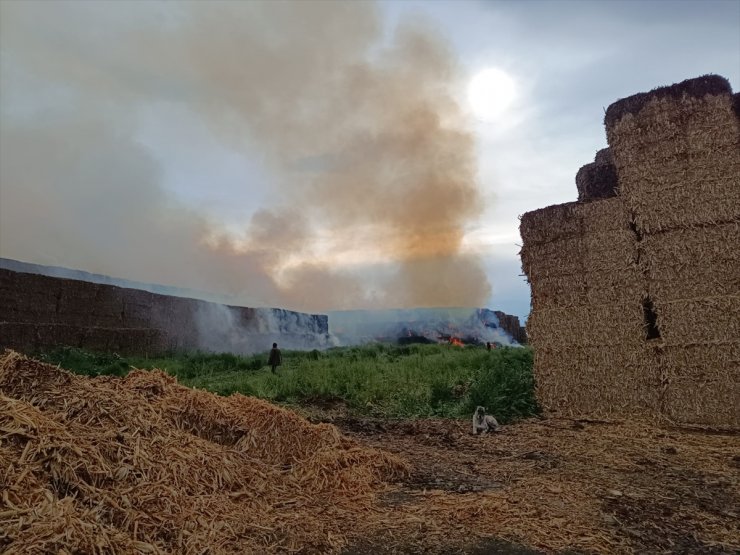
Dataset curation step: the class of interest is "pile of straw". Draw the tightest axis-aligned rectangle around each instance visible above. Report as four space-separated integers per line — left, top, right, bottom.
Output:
522 74 739 428
0 350 409 553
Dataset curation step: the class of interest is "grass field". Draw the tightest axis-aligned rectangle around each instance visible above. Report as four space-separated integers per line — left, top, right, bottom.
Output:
36 343 537 422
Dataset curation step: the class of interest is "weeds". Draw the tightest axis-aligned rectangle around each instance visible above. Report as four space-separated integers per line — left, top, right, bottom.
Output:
37 344 538 422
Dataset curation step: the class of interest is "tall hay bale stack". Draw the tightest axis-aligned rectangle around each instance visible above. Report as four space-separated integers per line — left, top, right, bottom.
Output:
603 74 740 428
520 198 659 420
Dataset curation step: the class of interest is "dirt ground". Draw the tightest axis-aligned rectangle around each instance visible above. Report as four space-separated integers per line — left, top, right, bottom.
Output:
299 407 740 554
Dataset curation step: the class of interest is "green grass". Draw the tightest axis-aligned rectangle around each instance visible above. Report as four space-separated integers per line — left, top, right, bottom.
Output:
36 344 538 422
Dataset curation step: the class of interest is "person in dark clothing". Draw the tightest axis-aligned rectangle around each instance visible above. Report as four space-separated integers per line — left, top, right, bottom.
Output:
268 342 282 374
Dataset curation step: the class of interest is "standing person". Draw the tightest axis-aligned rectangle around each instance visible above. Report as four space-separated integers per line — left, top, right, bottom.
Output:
486 342 492 351
268 342 282 374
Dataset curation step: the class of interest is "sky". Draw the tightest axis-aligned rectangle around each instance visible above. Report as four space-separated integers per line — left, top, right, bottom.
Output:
0 0 738 321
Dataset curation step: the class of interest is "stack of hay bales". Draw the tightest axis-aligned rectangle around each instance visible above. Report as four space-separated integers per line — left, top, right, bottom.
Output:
522 74 739 428
521 197 659 419
605 75 740 427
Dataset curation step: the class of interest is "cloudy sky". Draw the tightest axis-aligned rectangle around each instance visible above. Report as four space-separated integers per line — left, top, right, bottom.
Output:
1 0 738 320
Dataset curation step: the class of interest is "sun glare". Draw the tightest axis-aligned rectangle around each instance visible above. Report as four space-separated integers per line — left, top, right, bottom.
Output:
467 68 516 121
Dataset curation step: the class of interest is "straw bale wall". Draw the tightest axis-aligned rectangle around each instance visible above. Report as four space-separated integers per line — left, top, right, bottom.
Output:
526 301 645 348
655 296 740 346
658 342 740 427
0 268 330 355
523 74 740 429
535 345 660 420
641 222 740 300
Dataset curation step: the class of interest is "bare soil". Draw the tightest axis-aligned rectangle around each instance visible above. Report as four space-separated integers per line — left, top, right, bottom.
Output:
299 408 740 554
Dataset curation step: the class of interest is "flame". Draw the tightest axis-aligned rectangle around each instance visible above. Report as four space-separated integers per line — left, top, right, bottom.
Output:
449 337 464 347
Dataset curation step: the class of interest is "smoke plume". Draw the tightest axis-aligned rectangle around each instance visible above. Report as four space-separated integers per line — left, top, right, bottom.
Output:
0 0 491 312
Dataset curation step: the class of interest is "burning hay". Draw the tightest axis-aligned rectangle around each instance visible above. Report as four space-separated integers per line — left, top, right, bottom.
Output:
0 350 409 553
521 74 739 429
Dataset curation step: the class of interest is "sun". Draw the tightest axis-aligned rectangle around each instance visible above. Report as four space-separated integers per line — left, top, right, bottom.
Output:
467 68 517 121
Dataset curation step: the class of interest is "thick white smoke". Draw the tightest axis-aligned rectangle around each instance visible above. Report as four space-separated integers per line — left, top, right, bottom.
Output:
0 0 491 313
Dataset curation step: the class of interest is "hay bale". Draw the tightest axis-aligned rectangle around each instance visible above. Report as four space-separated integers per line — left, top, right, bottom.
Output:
534 345 660 420
658 342 739 427
526 301 646 348
606 76 739 233
528 273 589 310
0 322 36 351
658 342 739 382
521 198 641 311
575 161 618 201
521 229 637 282
604 74 732 130
642 221 740 300
663 377 740 428
523 75 739 428
121 288 155 327
655 295 740 345
529 269 643 310
594 147 613 165
0 269 21 320
519 202 582 245
519 198 630 246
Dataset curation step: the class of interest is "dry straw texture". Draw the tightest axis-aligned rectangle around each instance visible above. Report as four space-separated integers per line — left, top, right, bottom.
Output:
575 161 618 201
528 269 643 311
606 76 739 234
663 378 739 427
657 342 739 428
655 295 740 346
519 198 630 246
641 221 740 300
520 197 641 312
521 229 637 281
526 301 646 349
534 345 661 420
604 74 732 134
0 350 409 554
594 147 614 165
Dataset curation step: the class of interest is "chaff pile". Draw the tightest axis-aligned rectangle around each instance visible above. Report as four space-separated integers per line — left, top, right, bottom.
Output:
522 74 739 428
0 350 409 553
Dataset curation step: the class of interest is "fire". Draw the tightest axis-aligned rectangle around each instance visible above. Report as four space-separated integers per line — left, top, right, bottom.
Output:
449 337 464 347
